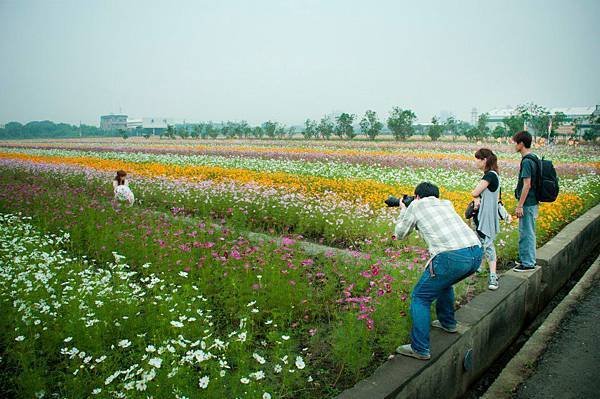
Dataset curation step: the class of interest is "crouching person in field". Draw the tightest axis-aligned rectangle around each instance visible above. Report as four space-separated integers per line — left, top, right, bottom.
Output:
392 182 483 360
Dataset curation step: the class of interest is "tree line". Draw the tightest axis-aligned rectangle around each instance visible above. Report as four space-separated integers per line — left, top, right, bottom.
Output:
0 121 118 140
3 102 598 141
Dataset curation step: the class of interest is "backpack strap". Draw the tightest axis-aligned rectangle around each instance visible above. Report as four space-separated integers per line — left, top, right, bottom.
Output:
520 153 542 197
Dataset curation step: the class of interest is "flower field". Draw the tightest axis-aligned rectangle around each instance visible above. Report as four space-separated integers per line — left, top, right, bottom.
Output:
0 138 598 398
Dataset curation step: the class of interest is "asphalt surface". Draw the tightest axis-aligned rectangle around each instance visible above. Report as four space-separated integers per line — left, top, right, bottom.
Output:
513 278 600 399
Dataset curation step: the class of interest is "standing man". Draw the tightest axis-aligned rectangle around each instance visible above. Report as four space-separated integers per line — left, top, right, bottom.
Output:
512 130 539 272
392 182 482 360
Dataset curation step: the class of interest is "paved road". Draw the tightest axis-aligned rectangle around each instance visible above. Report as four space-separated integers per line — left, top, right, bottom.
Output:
513 279 600 399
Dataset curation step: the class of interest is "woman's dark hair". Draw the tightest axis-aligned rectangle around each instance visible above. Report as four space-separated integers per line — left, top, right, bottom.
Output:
414 182 440 198
115 170 127 186
512 130 532 148
474 148 499 173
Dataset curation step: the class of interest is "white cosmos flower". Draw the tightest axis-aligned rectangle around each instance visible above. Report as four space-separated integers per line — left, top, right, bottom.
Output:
118 339 131 348
250 370 265 380
92 388 101 395
198 376 210 389
252 353 266 364
281 335 290 340
170 321 184 328
295 356 305 370
148 357 162 368
263 393 271 399
15 336 25 342
240 377 250 384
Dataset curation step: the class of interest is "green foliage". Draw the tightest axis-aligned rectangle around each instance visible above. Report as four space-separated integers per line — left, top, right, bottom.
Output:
335 113 356 140
0 120 118 140
262 121 278 139
515 102 550 138
317 116 334 140
387 107 416 141
359 110 383 140
427 117 444 141
582 114 600 142
205 123 218 139
330 313 374 379
165 125 176 139
177 127 189 139
503 114 525 137
492 125 508 138
443 116 458 139
476 113 490 138
275 123 287 139
252 126 264 139
303 119 318 139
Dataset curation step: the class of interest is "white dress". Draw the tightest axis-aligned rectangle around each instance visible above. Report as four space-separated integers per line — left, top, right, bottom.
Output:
113 179 135 205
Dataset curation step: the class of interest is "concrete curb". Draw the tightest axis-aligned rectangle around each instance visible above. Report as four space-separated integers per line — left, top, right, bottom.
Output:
480 254 600 399
337 203 600 399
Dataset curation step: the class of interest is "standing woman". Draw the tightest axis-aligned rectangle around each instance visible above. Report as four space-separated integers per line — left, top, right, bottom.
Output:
471 149 509 290
113 170 135 205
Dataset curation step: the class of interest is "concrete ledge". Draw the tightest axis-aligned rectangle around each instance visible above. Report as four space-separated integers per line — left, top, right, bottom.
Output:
481 254 600 399
337 203 600 399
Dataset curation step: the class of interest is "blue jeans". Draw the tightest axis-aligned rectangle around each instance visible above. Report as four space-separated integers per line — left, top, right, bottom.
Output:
518 205 538 268
410 245 483 355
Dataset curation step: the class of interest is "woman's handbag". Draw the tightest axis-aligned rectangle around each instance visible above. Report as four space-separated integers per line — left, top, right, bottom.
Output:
465 200 477 219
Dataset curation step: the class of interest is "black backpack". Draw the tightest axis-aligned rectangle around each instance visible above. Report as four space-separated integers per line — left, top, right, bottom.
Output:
521 154 559 202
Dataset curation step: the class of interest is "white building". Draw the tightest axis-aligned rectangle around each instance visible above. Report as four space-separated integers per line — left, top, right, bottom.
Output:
486 105 599 136
100 114 128 131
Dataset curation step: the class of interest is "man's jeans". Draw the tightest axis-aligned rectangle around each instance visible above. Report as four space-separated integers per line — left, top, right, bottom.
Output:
410 245 483 356
518 205 538 268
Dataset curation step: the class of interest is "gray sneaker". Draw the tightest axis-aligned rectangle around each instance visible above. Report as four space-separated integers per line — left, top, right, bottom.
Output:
431 320 458 333
395 344 431 360
488 274 499 290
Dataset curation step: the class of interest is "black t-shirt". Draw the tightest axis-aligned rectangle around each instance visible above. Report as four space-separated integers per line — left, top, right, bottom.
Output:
482 171 499 192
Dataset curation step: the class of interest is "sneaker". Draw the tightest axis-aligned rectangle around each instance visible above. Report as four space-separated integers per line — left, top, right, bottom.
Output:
395 344 431 360
431 320 458 333
512 264 536 272
488 274 499 290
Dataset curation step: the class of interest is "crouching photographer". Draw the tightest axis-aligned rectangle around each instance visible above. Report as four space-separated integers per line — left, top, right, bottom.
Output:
389 182 482 360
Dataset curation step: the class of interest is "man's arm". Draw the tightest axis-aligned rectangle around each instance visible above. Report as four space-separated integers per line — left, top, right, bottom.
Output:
516 159 534 218
515 178 530 217
393 206 417 239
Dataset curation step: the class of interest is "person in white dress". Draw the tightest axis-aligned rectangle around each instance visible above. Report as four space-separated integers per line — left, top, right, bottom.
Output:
113 170 135 205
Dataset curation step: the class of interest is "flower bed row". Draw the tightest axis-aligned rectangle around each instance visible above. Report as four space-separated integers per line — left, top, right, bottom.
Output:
1 165 464 397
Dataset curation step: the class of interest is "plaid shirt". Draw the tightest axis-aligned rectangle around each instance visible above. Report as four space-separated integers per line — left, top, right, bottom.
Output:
394 196 481 257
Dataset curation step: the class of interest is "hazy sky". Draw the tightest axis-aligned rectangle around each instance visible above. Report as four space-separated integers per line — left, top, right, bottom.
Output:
1 0 599 126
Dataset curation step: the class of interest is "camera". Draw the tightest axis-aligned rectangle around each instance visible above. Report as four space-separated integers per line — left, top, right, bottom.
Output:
384 194 416 208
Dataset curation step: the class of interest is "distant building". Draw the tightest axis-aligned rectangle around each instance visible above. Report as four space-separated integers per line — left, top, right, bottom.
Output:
126 118 143 130
100 114 128 131
486 105 599 136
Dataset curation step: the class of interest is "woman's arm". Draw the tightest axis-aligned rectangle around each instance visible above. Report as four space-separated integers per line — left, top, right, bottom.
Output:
471 180 489 198
112 180 118 190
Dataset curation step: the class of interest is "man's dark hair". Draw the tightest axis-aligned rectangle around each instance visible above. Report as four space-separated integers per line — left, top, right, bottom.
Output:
512 130 532 148
414 182 440 198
